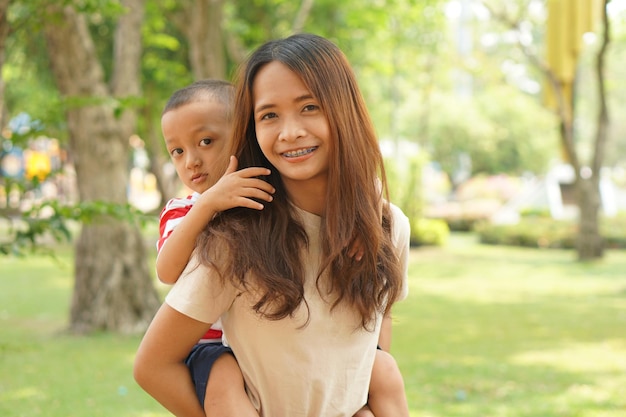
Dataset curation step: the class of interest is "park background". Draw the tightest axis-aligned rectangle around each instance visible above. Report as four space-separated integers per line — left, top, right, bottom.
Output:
1 0 626 416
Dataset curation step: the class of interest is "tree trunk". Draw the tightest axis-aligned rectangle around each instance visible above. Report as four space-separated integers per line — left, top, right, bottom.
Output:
292 0 315 34
72 222 158 333
43 4 160 334
111 0 144 141
141 89 179 208
576 0 610 261
150 0 229 207
181 0 226 80
576 177 603 260
481 1 610 261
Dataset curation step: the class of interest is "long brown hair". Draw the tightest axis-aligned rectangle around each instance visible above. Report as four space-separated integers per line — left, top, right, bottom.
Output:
198 33 403 329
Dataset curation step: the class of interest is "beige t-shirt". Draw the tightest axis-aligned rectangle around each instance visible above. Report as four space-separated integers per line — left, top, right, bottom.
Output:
166 203 410 417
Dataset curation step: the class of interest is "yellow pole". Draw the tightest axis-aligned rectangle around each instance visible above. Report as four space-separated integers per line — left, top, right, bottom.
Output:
545 0 601 116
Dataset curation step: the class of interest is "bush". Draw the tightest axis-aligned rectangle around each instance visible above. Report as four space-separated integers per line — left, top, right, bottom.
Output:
410 217 450 247
603 213 626 248
425 175 525 232
475 214 626 249
475 218 576 249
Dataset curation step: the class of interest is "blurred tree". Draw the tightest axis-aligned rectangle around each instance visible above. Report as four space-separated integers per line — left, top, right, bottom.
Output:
428 85 557 186
137 0 317 207
41 1 160 333
134 0 193 206
482 0 612 260
0 0 8 128
2 4 63 140
139 0 446 206
1 0 448 333
178 0 227 80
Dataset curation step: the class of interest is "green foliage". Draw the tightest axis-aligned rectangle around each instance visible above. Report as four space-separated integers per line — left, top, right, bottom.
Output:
0 200 153 256
444 218 474 232
3 4 66 140
142 0 192 84
223 0 449 141
518 207 552 218
386 152 425 217
3 0 450 165
4 0 131 139
428 85 559 180
0 208 72 257
71 0 126 15
337 0 447 138
225 0 299 42
385 150 449 247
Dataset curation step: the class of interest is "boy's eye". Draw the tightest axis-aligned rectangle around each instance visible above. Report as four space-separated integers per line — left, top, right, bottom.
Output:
200 138 213 146
170 148 183 157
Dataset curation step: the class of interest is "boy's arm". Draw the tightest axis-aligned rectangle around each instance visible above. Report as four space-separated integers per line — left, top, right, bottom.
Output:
156 199 218 284
377 201 411 351
157 156 274 284
378 313 393 352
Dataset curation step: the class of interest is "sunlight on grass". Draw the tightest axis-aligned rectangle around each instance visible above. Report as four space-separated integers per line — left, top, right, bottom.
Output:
396 234 626 417
412 277 624 304
0 386 43 402
512 340 626 372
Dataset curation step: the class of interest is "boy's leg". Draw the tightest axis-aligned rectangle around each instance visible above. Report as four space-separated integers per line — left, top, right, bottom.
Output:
367 349 410 417
204 353 258 416
185 343 258 417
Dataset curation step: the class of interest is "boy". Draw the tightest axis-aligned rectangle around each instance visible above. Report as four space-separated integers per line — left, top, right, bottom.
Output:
156 79 273 416
154 79 408 416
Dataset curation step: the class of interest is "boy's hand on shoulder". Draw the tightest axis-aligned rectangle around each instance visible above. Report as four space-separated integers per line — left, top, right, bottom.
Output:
200 156 274 212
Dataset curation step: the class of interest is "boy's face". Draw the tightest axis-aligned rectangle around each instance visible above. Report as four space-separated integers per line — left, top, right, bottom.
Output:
161 99 232 194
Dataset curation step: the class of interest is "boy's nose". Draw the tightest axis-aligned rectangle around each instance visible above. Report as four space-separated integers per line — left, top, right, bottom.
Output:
185 152 201 168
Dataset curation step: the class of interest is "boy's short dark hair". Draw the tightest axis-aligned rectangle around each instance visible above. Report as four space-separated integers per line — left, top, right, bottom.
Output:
163 79 234 117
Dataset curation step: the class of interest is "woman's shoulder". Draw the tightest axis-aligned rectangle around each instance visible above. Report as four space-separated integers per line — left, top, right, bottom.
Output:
387 202 410 246
165 250 239 324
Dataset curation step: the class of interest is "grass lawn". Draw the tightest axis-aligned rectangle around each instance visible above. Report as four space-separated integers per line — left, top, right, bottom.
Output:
394 234 626 417
1 233 625 416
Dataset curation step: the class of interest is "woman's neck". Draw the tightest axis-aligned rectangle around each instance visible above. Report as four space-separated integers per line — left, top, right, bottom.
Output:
283 177 327 216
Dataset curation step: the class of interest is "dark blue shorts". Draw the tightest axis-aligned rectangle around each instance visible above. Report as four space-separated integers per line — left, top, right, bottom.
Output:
184 342 233 407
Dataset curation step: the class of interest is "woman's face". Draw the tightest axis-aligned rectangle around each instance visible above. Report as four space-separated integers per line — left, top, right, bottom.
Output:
252 61 331 192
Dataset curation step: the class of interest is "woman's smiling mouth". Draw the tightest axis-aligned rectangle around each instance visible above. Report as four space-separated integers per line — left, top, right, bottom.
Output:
282 147 318 158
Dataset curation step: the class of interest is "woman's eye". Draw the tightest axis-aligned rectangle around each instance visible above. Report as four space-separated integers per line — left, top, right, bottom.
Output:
200 138 213 146
303 104 318 112
261 112 277 120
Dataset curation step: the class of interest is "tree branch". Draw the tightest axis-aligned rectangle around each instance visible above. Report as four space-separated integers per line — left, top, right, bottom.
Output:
292 0 314 34
591 0 610 176
480 0 580 171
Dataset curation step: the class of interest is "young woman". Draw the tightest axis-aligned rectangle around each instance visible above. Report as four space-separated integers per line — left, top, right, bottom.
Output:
134 33 410 417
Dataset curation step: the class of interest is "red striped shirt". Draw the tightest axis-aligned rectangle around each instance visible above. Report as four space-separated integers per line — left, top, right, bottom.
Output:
158 193 223 341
